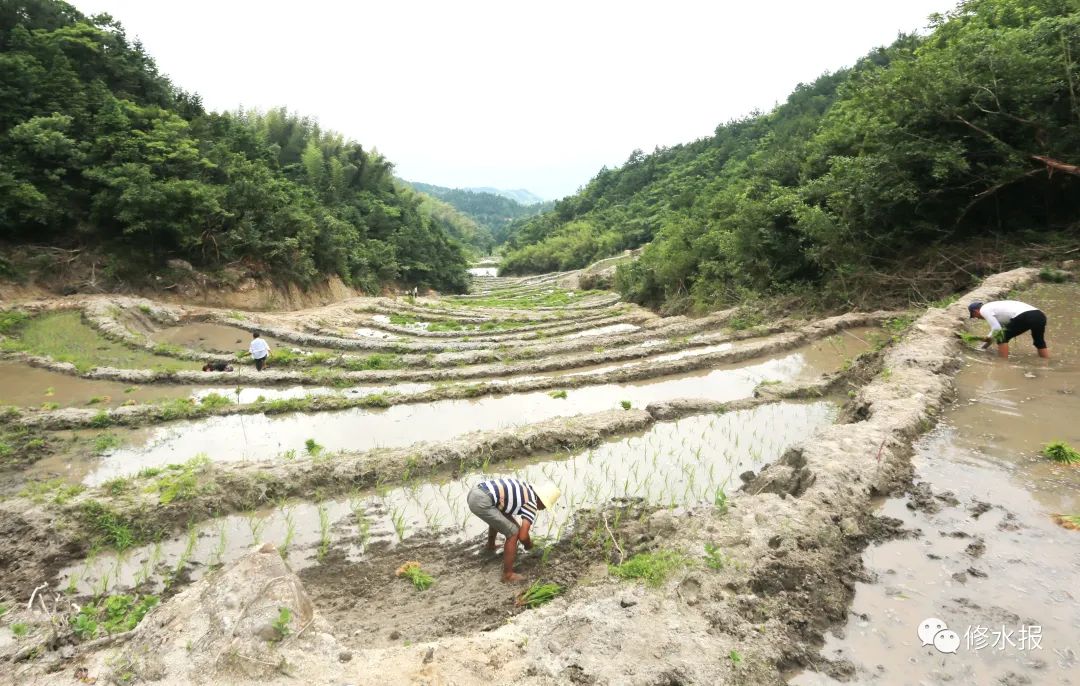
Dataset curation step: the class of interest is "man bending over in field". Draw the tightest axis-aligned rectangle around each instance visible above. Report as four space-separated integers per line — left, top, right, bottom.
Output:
968 300 1050 359
467 478 560 582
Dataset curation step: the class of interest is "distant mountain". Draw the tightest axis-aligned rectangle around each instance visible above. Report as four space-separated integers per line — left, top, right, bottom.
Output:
466 187 546 205
407 182 555 245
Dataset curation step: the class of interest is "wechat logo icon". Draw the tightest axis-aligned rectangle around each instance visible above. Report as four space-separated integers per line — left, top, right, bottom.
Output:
918 617 960 654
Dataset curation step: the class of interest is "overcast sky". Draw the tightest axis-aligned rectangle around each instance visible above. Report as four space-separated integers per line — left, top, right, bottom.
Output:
74 0 958 200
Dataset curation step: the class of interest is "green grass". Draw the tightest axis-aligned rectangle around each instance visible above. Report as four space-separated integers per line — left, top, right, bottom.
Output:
0 427 50 466
77 500 141 551
516 580 562 608
549 390 568 399
92 432 123 454
11 622 30 637
199 392 232 409
150 454 210 504
620 400 632 410
21 478 86 504
449 290 607 309
0 311 185 372
1039 267 1071 283
1042 441 1080 464
395 561 435 590
0 309 30 335
609 550 690 587
342 354 404 371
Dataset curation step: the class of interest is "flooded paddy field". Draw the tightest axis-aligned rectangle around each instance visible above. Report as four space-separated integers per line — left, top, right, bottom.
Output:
792 280 1080 686
34 336 864 486
2 265 1075 685
58 402 834 601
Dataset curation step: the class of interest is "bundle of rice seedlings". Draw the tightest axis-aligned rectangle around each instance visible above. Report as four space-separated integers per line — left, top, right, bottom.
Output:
1051 514 1080 530
395 561 434 590
516 580 562 608
1041 441 1080 465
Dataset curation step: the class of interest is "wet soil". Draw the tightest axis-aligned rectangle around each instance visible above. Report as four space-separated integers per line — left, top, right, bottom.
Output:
0 360 191 408
791 281 1080 686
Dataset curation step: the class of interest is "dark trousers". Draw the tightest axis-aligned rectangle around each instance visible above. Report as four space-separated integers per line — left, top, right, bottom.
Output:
1003 310 1048 349
254 356 266 371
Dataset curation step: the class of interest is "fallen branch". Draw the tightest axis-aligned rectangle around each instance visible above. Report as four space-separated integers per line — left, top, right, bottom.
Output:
602 512 625 565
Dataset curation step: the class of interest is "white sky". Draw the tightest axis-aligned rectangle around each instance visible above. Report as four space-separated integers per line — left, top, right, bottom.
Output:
74 0 958 200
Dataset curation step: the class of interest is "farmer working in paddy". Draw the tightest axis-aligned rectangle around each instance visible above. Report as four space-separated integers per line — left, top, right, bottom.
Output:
467 477 560 583
968 300 1050 359
248 331 271 371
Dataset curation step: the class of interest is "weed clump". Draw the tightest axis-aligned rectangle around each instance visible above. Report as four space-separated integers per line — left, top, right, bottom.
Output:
609 550 689 587
620 400 632 410
1042 441 1080 464
549 390 568 400
199 392 232 409
271 607 292 641
72 594 159 639
395 561 435 590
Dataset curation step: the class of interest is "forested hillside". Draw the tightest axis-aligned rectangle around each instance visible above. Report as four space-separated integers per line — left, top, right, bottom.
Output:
0 1 469 293
502 0 1080 311
408 182 554 247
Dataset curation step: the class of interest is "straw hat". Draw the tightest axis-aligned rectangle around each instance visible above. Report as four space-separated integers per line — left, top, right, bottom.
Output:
534 483 561 509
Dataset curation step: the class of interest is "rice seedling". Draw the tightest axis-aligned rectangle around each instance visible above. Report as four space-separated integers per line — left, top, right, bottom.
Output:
395 561 434 591
280 507 296 559
317 503 331 561
304 438 323 457
1042 441 1080 464
714 488 728 514
245 510 267 544
167 523 199 589
549 390 568 399
516 580 562 608
210 525 230 570
390 505 407 542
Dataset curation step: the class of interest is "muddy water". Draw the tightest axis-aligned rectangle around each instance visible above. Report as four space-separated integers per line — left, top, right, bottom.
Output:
792 282 1080 686
59 401 835 596
0 361 191 408
70 340 859 485
153 322 320 355
544 326 878 379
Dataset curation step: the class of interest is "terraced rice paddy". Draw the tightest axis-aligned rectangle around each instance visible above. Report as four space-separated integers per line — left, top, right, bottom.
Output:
7 265 1068 685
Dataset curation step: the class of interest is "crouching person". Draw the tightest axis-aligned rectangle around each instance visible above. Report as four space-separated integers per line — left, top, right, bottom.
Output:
467 478 560 583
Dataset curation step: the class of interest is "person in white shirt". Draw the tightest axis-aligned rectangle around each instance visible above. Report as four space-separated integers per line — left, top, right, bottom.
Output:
248 331 271 371
968 300 1049 359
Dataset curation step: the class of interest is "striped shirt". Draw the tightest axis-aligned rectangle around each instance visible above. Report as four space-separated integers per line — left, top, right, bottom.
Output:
478 478 539 524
